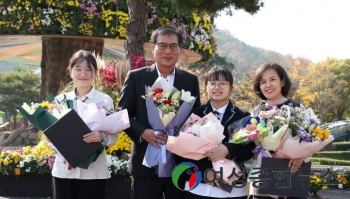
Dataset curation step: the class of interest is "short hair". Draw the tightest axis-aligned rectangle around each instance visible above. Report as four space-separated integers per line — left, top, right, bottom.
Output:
252 63 292 100
151 25 183 45
205 66 233 86
67 49 98 72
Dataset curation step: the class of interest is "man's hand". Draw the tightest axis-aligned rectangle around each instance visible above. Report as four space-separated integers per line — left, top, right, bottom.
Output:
205 144 229 162
141 129 167 148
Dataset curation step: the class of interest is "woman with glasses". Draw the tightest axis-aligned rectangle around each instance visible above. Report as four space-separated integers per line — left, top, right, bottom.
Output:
52 50 118 199
180 66 255 199
249 63 306 199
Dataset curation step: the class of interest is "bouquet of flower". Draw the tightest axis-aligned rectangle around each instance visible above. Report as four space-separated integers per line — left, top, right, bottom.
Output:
142 77 196 177
229 116 269 144
167 112 242 184
253 104 334 161
19 94 130 169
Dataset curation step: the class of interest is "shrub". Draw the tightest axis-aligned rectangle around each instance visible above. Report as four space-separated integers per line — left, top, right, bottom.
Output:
312 151 350 160
309 157 350 166
333 142 350 151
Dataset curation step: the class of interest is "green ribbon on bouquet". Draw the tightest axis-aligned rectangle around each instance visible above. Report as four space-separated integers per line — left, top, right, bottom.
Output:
18 94 101 169
77 147 104 169
17 106 57 131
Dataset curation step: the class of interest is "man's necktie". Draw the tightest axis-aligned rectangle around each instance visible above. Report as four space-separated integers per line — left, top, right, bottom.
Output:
213 110 220 121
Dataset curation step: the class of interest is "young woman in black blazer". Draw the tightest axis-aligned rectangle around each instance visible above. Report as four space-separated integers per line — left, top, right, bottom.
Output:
180 66 255 199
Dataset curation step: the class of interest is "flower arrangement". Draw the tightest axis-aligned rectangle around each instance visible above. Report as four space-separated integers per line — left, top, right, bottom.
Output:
0 141 131 176
230 117 268 144
0 142 55 176
308 169 350 195
257 105 331 143
167 112 243 184
106 152 130 176
106 131 132 155
0 0 216 61
146 1 216 61
229 104 334 165
232 104 332 145
142 77 196 177
143 85 195 126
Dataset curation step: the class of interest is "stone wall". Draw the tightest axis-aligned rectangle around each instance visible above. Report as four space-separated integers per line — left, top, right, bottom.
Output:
0 126 39 147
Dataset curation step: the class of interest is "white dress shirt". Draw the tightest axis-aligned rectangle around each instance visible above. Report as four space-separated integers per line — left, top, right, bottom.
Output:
156 65 175 91
211 101 229 122
51 87 118 179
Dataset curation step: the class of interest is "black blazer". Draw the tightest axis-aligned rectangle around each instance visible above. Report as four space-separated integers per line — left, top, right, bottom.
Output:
117 64 201 177
177 100 255 187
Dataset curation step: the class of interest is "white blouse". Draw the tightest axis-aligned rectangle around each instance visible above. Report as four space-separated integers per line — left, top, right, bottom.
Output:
51 87 118 179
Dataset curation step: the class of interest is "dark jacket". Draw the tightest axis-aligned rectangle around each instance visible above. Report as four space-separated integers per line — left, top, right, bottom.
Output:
177 100 255 187
117 64 201 177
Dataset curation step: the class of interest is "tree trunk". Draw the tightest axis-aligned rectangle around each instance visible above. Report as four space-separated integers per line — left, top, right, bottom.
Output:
40 36 104 101
125 0 149 56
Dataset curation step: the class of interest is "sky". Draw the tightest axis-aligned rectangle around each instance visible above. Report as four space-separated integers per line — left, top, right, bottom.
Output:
214 0 350 62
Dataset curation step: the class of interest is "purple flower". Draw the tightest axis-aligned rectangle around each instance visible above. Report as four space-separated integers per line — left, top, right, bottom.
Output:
39 160 46 167
297 129 309 141
48 157 55 169
179 99 184 106
310 118 316 124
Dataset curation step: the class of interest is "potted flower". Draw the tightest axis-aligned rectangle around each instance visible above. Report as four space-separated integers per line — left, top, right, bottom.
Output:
0 142 55 197
0 139 133 199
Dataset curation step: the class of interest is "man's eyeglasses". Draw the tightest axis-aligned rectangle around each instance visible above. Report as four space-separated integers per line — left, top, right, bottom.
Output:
72 68 94 77
155 43 180 51
207 81 230 89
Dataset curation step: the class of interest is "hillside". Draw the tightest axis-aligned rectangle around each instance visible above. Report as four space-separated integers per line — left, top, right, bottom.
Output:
215 29 294 75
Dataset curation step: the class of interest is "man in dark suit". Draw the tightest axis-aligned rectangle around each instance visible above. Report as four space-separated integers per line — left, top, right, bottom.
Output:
118 25 201 199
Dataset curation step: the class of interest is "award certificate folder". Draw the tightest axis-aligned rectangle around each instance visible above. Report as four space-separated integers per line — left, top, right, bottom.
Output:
44 109 103 168
257 157 311 198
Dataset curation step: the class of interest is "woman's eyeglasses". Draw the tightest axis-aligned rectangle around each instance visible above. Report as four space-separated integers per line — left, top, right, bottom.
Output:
207 81 229 89
72 68 94 77
155 43 180 51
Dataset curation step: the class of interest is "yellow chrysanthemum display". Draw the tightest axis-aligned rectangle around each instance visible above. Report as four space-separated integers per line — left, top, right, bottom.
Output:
106 131 132 155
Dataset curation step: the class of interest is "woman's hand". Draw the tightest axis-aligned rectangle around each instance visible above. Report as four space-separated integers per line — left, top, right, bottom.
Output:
205 168 222 188
288 158 304 173
83 131 103 143
205 144 229 162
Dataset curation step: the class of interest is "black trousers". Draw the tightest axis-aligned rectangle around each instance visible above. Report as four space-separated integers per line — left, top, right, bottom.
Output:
131 176 183 199
184 192 247 199
52 176 106 199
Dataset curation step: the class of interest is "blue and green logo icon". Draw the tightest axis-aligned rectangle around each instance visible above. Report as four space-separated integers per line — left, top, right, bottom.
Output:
172 162 202 191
